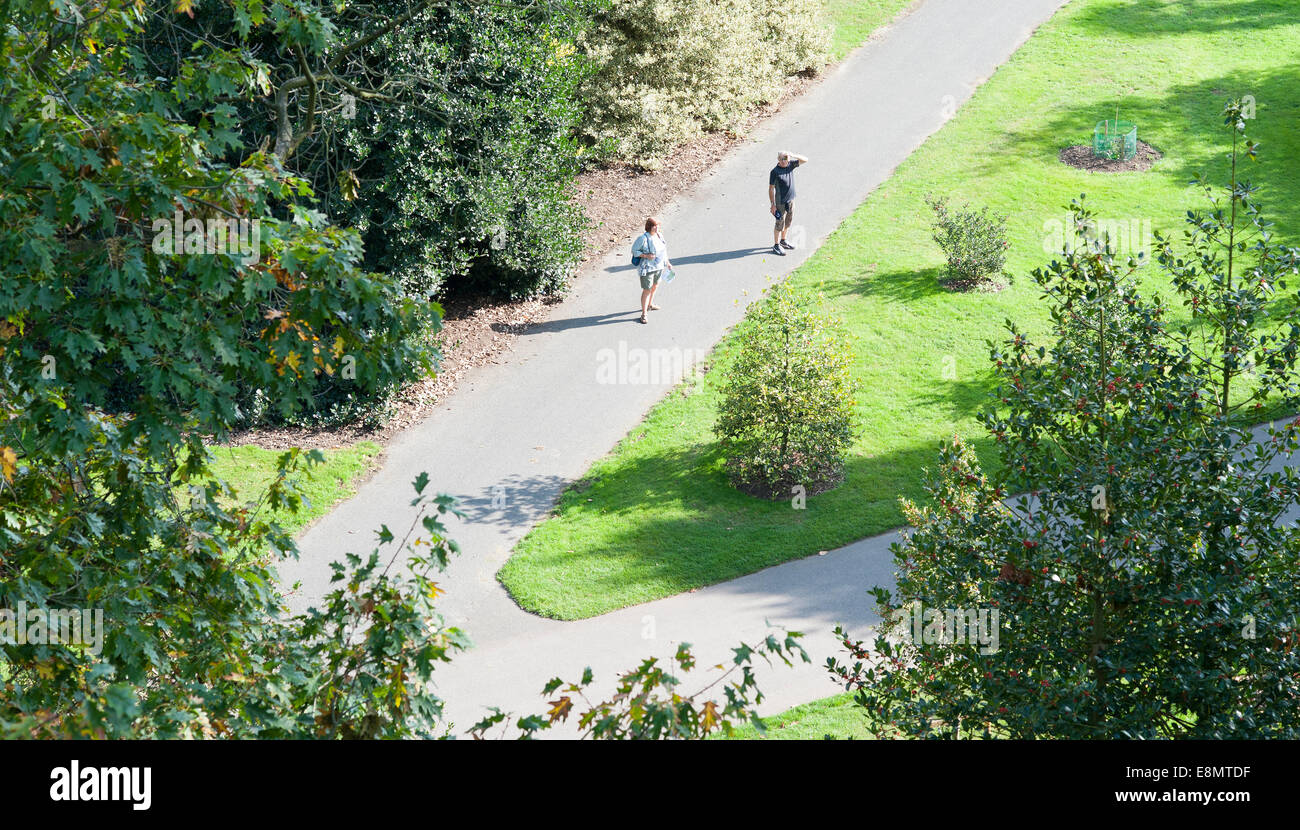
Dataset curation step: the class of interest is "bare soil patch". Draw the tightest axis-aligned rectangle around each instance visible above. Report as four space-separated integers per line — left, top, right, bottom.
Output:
939 275 1010 294
1059 140 1162 173
732 467 845 501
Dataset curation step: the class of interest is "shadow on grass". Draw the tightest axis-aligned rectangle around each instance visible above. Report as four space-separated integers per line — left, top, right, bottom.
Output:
821 265 948 305
972 64 1300 225
914 371 1000 425
1070 0 1299 37
500 428 1001 622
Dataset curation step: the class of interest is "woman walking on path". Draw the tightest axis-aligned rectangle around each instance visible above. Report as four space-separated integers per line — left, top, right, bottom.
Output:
632 217 672 324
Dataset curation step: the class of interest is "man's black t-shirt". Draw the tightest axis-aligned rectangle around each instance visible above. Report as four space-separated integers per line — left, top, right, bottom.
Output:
769 159 800 204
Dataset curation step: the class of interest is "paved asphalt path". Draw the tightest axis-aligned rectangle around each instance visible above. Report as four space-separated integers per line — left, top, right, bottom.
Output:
279 0 1072 736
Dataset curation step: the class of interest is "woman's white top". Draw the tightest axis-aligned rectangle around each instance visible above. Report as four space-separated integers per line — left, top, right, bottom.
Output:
634 232 668 276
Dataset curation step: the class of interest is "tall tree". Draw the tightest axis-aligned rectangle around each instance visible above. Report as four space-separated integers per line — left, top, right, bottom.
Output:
0 0 444 736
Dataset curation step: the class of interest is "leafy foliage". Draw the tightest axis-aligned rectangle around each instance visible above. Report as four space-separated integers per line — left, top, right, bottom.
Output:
1 429 470 738
577 0 829 164
135 0 593 305
470 629 808 739
287 479 468 739
1156 101 1300 419
291 1 595 301
0 0 445 737
1 1 439 440
831 107 1300 738
715 283 855 498
119 0 592 427
925 195 1010 287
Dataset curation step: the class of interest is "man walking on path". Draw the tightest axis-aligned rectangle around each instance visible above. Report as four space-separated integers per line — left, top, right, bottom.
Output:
769 150 808 256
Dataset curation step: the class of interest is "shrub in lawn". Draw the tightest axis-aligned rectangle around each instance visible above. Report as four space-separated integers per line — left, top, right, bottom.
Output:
715 283 855 499
829 106 1300 738
925 195 1010 288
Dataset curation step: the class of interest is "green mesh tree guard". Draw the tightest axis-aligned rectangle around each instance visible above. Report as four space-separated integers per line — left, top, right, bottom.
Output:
1093 119 1138 160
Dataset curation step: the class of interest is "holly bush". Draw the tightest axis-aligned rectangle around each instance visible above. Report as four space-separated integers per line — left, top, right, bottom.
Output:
925 195 1010 288
715 283 855 499
295 0 595 301
830 105 1300 738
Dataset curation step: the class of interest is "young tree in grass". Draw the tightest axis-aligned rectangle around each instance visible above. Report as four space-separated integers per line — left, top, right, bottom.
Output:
1156 99 1300 419
829 125 1300 736
715 283 856 499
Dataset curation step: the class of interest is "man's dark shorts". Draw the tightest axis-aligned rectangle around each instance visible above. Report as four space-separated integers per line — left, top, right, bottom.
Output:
775 200 794 231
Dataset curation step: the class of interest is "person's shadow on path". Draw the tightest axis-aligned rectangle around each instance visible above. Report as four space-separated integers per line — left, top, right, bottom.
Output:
535 247 769 332
602 247 769 274
517 309 643 334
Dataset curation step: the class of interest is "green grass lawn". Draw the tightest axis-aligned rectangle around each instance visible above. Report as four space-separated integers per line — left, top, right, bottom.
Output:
499 0 1300 619
205 442 382 536
719 693 878 740
826 0 916 61
724 678 1218 740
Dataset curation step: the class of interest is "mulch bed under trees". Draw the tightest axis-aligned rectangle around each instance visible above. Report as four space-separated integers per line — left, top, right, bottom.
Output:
939 275 1009 294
